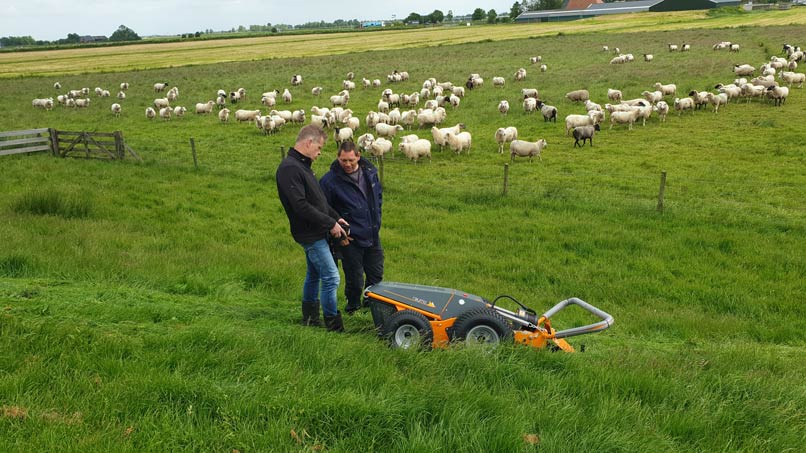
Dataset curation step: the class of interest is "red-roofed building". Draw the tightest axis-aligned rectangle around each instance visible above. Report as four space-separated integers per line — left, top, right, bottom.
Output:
563 0 603 9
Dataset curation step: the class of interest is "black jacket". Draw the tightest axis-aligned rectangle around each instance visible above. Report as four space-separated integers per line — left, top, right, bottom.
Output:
319 157 382 248
276 148 340 244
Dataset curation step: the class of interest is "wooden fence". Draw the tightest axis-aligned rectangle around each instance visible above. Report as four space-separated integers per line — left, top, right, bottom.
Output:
0 128 140 160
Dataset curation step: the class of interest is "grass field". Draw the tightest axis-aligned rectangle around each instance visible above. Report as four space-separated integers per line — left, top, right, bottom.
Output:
1 8 806 451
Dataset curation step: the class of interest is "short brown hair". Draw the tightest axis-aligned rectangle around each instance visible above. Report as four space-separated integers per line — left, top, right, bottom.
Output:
295 124 327 145
337 141 358 156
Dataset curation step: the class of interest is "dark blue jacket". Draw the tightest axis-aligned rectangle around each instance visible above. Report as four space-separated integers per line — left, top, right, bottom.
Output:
319 157 382 248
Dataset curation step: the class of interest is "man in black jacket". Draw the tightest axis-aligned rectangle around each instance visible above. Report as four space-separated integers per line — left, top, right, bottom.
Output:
320 142 383 315
276 125 349 331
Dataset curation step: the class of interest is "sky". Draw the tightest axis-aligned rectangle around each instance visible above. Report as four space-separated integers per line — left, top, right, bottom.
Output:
1 0 519 42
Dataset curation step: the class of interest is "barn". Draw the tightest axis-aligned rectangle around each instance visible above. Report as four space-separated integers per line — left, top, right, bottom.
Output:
515 0 742 23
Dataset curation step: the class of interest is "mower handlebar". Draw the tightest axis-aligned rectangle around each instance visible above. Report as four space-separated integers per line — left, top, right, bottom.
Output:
541 298 614 339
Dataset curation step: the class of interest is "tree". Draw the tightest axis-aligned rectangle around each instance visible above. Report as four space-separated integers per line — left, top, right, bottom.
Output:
0 36 36 47
487 9 498 24
472 8 486 21
429 9 444 24
446 10 454 21
405 12 422 24
109 25 141 42
510 2 523 20
524 0 563 10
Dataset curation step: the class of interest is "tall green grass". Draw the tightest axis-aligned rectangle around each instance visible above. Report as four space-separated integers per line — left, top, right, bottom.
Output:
1 20 805 451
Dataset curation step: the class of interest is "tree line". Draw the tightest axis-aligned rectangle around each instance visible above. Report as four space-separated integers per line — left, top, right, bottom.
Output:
1 25 140 48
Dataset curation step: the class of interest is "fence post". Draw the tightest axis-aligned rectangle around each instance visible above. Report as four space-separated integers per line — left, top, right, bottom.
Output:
190 137 198 170
49 128 59 156
502 163 510 196
114 131 123 159
657 170 667 212
280 146 285 162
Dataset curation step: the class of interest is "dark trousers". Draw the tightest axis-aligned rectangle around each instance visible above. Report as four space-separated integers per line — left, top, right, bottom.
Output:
339 242 384 310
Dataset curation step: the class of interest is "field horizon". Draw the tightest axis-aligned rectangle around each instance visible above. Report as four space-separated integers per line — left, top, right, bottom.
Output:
2 8 805 451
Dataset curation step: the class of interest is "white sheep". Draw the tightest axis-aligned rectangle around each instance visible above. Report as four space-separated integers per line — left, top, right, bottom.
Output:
564 111 603 136
154 98 170 109
117 91 126 100
521 88 539 99
400 110 418 129
291 109 306 123
32 98 54 110
356 133 374 153
145 107 156 119
530 56 542 64
523 97 537 114
498 100 510 115
653 101 669 122
493 77 505 88
715 83 742 100
159 107 172 120
54 82 62 90
431 123 465 151
644 54 654 62
654 82 677 96
399 139 432 164
584 100 603 112
271 109 293 122
74 98 90 108
668 43 679 52
609 109 640 130
120 82 129 91
673 97 695 114
610 55 628 65
291 74 303 86
219 108 230 123
540 64 547 72
706 92 728 113
153 82 169 92
399 134 419 144
312 86 323 96
494 127 518 154
734 64 755 76
514 68 527 81
682 43 691 52
565 89 590 102
235 109 261 122
510 139 547 162
779 71 805 88
334 127 354 147
346 116 360 131
641 90 663 104
369 137 393 159
445 131 472 155
449 94 461 109
173 106 187 117
375 123 404 139
195 101 215 114
766 85 789 106
607 88 623 102
282 89 292 103
417 107 446 128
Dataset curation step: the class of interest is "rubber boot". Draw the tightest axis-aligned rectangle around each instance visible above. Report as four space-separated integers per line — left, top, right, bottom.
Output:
324 311 345 332
301 301 322 327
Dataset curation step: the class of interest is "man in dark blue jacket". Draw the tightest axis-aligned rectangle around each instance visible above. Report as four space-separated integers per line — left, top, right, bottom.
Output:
320 142 383 315
276 125 350 331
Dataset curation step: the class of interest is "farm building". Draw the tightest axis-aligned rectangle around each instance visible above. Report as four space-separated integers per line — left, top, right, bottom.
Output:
515 0 742 23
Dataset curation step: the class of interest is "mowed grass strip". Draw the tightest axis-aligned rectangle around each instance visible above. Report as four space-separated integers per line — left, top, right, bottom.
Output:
3 8 806 77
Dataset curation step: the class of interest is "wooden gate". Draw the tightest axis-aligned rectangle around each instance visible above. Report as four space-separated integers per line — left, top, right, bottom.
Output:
0 128 140 160
0 128 53 157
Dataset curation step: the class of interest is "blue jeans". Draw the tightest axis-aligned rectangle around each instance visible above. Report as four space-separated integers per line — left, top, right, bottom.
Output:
301 239 340 317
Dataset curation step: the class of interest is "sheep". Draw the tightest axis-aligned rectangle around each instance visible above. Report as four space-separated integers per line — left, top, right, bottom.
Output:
153 82 169 92
56 94 68 105
159 107 172 120
399 139 432 164
510 139 547 162
530 56 542 64
192 101 213 114
498 100 510 115
400 110 418 129
291 109 306 123
644 54 654 62
431 124 465 151
282 89 292 103
689 90 710 110
523 97 537 114
706 92 728 113
741 83 766 102
407 92 420 107
32 98 54 110
607 88 623 102
255 115 274 134
331 93 349 107
641 90 663 104
145 107 156 119
74 98 91 108
673 97 695 114
536 100 557 123
668 43 679 52
173 106 187 118
514 68 527 81
369 137 393 159
610 55 628 65
167 89 178 102
356 133 375 154
444 131 472 155
584 100 603 112
715 83 742 100
751 75 777 88
653 101 669 122
219 108 230 123
613 47 620 54
572 124 600 147
270 115 286 129
609 108 640 130
449 94 461 109
452 86 465 98
602 45 609 52
235 109 261 122
654 82 677 96
377 100 390 114
493 77 505 88
311 114 330 129
682 43 691 52
466 75 485 90
417 107 447 128
766 85 789 106
375 123 404 139
334 127 354 148
117 91 126 100
399 134 419 144
67 89 84 98
154 98 170 109
540 64 547 72
494 127 518 154
565 89 590 102
635 103 652 126
788 60 798 71
311 86 323 96
521 88 539 99
343 80 356 91
372 79 382 88
290 74 303 86
119 82 129 91
779 71 806 88
271 109 294 122
54 82 62 90
730 43 742 52
713 41 731 50
65 98 76 108
734 64 755 76
565 111 603 136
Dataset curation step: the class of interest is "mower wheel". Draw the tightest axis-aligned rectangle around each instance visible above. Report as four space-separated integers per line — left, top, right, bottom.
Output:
382 310 433 350
451 308 513 348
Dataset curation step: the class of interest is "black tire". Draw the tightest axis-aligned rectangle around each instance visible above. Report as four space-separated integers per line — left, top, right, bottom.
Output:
382 310 433 350
451 308 513 348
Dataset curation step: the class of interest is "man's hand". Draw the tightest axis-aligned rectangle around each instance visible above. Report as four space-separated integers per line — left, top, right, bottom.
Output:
339 236 354 247
330 222 347 239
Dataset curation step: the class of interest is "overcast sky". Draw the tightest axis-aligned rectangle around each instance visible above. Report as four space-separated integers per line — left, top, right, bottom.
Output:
1 0 518 42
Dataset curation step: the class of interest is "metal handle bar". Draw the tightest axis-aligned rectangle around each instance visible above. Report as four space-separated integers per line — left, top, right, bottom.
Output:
541 298 614 339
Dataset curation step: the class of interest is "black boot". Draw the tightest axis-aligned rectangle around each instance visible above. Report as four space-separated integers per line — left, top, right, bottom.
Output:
324 311 345 332
301 301 322 327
